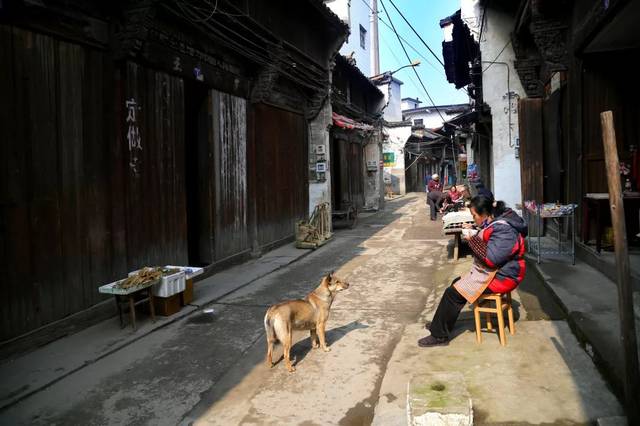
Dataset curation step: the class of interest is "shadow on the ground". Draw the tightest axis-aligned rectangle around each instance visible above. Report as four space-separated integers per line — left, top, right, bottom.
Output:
451 299 523 343
269 321 370 368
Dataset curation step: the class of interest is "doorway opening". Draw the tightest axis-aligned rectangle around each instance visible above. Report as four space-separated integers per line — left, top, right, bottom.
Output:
184 80 210 266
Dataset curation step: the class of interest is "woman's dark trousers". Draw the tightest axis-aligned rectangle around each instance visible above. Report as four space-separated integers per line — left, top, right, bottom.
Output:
427 191 442 220
429 283 493 339
428 285 467 339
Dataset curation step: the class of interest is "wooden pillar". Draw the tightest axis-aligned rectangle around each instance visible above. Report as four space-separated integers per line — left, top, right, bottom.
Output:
600 110 640 423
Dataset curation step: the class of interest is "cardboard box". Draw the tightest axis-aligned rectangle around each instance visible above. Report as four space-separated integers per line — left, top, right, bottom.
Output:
154 293 181 316
181 278 193 306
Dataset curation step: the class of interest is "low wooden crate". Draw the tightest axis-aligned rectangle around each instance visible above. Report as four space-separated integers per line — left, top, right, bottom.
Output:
181 279 193 306
154 293 181 316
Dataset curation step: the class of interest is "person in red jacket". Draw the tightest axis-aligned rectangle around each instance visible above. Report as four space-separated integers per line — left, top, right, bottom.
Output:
418 195 528 347
426 174 444 220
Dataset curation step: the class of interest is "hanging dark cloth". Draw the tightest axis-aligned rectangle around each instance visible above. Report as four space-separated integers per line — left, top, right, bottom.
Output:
440 10 479 89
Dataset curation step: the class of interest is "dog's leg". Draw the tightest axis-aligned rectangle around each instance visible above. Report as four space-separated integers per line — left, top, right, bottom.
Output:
265 313 276 367
317 322 331 352
284 325 296 373
266 337 274 367
310 328 319 349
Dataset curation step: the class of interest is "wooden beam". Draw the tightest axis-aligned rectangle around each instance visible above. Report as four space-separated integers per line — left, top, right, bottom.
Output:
574 0 632 55
600 110 640 423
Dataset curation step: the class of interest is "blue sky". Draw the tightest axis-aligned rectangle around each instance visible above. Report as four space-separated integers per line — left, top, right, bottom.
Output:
377 0 467 106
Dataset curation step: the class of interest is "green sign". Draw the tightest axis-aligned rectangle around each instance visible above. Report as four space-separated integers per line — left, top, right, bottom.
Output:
383 152 395 167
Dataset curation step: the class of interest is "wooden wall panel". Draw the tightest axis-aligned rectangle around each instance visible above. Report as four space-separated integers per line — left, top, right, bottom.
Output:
0 30 189 342
253 103 307 248
518 98 544 204
212 91 248 261
123 62 188 271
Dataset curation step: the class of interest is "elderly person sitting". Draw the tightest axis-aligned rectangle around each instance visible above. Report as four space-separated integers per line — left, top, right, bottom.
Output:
418 195 528 347
426 174 443 221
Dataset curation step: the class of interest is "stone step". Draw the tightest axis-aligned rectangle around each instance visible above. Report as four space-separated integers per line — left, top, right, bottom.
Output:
407 372 473 426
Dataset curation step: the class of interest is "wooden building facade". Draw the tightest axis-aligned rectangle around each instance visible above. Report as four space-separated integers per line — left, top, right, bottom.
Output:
330 55 385 212
0 0 346 347
511 0 640 240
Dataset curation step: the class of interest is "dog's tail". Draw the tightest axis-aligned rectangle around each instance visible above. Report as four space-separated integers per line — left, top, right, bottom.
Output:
264 308 278 344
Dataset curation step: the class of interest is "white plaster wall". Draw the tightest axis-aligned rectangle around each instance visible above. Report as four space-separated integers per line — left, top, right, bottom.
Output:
466 136 475 164
462 0 524 210
308 100 333 216
403 110 461 129
379 80 403 122
401 99 421 110
328 0 372 77
326 0 350 22
364 137 382 209
384 125 412 194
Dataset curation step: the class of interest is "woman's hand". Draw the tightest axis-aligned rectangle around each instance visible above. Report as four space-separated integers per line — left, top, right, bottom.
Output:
462 223 474 229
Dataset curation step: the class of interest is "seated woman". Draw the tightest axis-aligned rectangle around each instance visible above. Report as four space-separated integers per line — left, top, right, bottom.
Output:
439 185 463 213
418 196 528 347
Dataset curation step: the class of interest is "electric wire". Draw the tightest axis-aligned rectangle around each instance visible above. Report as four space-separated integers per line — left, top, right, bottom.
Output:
379 0 446 122
387 0 444 67
360 0 443 77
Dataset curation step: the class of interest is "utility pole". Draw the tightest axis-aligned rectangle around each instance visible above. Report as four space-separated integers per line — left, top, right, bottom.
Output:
370 0 380 76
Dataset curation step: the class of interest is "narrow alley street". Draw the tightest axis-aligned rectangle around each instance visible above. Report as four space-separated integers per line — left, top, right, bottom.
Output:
4 0 640 423
0 195 622 425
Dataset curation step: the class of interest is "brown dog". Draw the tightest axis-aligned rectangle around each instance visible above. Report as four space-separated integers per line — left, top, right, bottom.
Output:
264 272 349 372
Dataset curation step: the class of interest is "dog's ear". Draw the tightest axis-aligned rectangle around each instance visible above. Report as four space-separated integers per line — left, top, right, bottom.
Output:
327 271 333 281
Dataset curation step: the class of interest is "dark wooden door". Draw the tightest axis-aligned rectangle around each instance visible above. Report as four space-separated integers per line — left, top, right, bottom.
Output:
252 104 307 249
518 98 544 236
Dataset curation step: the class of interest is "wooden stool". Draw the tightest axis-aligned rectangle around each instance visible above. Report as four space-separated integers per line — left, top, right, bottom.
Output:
473 292 515 346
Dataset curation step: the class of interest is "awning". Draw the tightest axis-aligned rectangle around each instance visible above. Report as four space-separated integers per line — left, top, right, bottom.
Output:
332 112 374 131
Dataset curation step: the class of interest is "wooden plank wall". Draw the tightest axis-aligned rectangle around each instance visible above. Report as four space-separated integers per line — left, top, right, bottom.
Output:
211 91 249 261
348 142 365 209
518 98 544 203
582 54 640 194
0 27 189 342
1 26 312 342
253 104 307 248
542 91 564 203
0 26 122 340
332 137 365 209
518 98 544 236
123 62 188 271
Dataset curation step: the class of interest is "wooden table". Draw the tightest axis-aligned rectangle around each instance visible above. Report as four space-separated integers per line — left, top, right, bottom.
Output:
444 230 463 261
582 192 640 253
442 210 474 261
99 280 157 330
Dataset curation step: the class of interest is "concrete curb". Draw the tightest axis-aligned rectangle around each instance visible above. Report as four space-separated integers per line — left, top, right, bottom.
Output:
525 256 625 401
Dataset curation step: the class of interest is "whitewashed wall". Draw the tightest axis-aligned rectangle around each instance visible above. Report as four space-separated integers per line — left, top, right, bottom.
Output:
378 80 403 122
403 109 463 129
364 135 383 209
327 0 372 77
383 125 412 194
308 100 333 217
461 0 525 210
